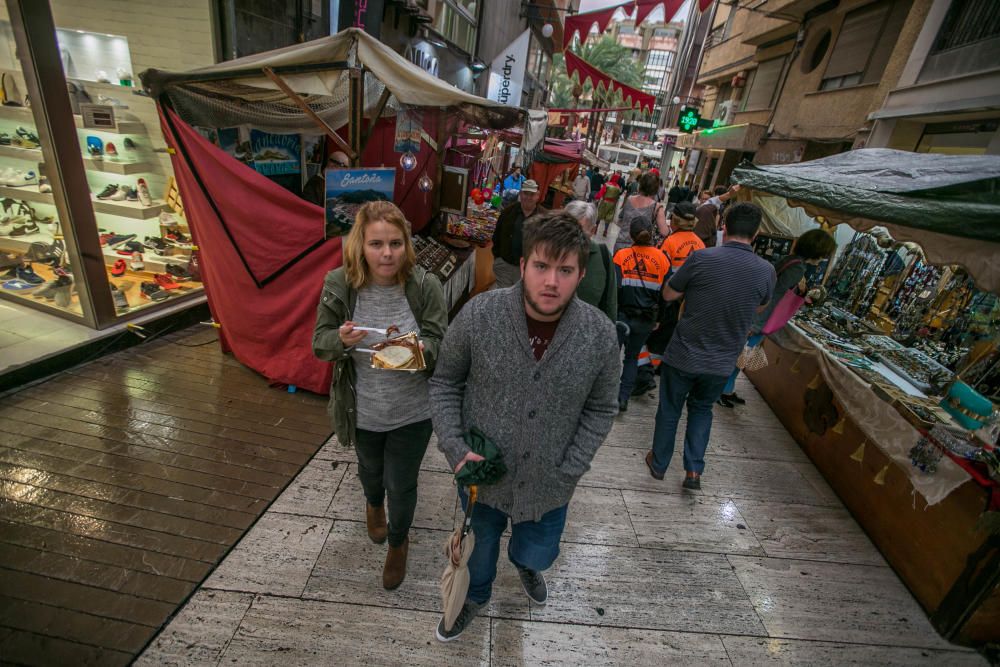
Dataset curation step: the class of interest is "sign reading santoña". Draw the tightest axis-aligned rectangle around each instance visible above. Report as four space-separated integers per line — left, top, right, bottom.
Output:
324 167 396 238
487 30 531 107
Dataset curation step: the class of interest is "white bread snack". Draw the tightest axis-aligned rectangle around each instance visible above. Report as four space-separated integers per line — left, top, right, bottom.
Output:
373 345 415 369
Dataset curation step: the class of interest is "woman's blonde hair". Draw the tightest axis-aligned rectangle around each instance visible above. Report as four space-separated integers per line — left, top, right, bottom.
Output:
342 200 416 289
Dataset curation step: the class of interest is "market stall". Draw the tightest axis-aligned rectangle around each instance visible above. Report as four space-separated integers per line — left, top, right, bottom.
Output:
731 149 1000 645
140 28 524 393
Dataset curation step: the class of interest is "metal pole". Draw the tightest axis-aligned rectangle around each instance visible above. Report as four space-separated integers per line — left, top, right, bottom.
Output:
349 68 364 165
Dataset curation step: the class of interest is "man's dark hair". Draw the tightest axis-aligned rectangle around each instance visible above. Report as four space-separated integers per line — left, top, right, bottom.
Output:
723 202 763 239
793 229 837 260
639 171 659 196
522 212 591 271
713 185 728 196
593 167 600 174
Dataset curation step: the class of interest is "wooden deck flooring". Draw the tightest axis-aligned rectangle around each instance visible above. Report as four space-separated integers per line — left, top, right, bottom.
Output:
0 327 332 665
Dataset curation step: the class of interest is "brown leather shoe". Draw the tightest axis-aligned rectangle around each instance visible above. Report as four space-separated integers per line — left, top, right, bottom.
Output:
366 503 387 544
383 537 409 590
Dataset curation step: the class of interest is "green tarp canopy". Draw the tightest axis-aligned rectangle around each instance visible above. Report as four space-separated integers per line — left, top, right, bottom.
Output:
731 148 1000 294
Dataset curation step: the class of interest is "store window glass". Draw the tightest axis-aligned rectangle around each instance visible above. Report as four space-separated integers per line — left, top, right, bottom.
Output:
51 21 205 318
916 119 999 155
0 18 89 320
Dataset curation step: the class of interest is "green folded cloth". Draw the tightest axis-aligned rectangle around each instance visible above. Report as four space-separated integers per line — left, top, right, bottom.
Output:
455 427 508 487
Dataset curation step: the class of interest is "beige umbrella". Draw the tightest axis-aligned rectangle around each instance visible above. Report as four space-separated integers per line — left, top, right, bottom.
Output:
440 485 478 632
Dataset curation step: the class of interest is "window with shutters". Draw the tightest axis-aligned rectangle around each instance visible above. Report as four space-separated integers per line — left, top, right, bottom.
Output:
741 57 785 111
820 0 911 90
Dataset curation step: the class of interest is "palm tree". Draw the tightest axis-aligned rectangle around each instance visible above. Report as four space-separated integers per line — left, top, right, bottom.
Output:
549 36 647 148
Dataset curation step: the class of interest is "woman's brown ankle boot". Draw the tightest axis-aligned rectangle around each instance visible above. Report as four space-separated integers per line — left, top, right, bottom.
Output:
383 537 409 590
366 503 387 544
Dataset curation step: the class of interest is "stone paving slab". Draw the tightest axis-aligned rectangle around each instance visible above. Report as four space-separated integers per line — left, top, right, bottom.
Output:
135 376 986 665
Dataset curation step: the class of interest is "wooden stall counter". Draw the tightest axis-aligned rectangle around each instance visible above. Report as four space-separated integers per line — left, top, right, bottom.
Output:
747 337 999 645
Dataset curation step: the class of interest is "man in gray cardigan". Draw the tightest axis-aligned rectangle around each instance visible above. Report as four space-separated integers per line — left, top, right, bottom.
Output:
430 212 620 642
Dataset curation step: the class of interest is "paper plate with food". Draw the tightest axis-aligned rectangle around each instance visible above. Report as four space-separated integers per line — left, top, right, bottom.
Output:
365 331 426 372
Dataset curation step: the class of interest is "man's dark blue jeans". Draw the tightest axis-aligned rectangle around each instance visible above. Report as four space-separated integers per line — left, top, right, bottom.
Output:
459 490 567 605
650 364 729 475
617 313 656 403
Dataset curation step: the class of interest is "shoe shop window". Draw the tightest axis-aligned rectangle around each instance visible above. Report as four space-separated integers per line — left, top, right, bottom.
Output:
0 13 204 326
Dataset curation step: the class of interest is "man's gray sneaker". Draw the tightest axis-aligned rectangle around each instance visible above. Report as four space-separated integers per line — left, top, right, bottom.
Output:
435 598 488 642
516 566 547 605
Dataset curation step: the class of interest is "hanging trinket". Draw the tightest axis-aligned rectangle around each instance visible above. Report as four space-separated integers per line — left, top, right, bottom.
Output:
418 173 433 205
399 151 417 185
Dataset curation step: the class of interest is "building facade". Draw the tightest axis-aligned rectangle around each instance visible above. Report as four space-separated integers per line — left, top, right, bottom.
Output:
658 0 714 178
608 17 682 143
867 0 1000 154
476 0 573 108
677 0 935 190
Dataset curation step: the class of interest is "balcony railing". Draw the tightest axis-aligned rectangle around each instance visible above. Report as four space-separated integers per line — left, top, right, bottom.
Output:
705 25 727 49
932 0 1000 52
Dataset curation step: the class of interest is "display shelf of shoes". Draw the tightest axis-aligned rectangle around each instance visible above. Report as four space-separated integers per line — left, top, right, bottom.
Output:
0 230 52 254
6 261 82 315
0 183 167 219
92 196 169 219
0 104 144 135
80 156 152 176
0 144 153 176
101 246 189 274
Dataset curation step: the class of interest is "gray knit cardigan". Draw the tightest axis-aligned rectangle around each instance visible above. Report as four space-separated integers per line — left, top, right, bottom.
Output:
429 284 621 522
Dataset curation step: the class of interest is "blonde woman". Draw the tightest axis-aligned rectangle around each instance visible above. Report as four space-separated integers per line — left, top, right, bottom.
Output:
313 200 447 590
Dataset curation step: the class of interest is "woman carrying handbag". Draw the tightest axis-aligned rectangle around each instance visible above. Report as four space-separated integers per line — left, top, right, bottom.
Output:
613 172 669 254
719 229 836 408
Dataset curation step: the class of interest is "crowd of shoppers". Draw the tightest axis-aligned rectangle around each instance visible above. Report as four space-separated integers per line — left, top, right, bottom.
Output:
313 167 835 643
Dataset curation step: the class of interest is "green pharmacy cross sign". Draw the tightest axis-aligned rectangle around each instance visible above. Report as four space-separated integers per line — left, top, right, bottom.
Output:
677 107 701 133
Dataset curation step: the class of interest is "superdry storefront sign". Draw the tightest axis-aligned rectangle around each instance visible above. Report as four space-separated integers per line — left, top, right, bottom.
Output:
487 30 531 107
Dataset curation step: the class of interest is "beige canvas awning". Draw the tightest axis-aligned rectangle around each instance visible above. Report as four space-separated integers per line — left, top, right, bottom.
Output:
141 28 524 133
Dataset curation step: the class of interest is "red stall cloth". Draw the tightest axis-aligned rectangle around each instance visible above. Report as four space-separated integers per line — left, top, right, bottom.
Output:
159 106 339 395
563 51 656 114
359 111 449 232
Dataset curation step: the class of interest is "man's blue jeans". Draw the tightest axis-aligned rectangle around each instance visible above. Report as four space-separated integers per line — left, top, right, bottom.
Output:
650 364 730 475
459 491 568 605
617 314 656 403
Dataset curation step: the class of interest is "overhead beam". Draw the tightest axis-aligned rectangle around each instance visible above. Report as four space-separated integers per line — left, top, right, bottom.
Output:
262 66 355 160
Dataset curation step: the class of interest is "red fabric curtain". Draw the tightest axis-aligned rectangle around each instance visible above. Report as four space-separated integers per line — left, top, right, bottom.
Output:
564 51 656 113
530 161 575 200
159 107 338 394
154 107 458 394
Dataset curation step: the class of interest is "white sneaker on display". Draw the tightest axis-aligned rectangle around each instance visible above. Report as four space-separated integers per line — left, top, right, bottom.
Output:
109 185 131 201
0 168 17 185
130 251 144 271
136 178 153 206
39 176 52 193
7 170 37 187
